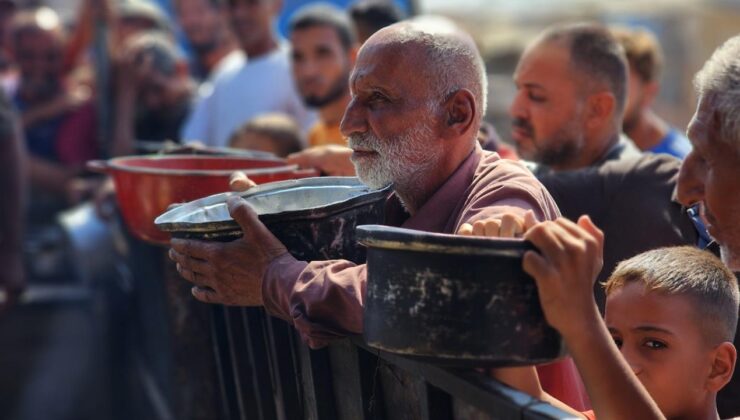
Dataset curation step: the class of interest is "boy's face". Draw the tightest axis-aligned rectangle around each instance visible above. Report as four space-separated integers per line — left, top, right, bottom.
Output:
605 282 714 418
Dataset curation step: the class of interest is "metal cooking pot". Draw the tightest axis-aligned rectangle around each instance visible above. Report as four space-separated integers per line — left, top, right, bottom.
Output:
358 225 565 367
87 155 318 245
155 177 391 263
57 202 123 285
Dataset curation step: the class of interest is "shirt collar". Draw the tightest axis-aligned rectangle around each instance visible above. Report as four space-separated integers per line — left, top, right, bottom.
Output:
384 146 482 233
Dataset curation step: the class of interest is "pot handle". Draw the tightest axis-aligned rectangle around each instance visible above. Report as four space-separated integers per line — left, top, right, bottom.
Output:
86 160 110 174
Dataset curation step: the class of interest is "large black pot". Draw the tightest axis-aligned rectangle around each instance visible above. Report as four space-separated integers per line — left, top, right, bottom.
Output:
358 225 565 366
155 177 391 263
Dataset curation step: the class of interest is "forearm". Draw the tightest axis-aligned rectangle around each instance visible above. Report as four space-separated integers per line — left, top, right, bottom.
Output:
263 254 366 349
564 308 664 420
490 366 585 417
21 103 62 129
27 155 76 196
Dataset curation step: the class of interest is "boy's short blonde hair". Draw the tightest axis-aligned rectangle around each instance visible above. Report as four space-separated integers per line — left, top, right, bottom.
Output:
604 246 739 345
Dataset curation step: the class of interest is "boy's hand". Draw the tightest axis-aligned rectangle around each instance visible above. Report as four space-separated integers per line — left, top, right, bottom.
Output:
523 216 604 336
457 210 538 238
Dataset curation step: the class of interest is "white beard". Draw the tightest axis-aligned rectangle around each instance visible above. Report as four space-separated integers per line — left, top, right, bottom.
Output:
348 114 440 205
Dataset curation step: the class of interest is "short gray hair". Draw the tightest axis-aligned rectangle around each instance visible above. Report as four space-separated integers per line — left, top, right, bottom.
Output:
379 18 488 125
693 35 740 153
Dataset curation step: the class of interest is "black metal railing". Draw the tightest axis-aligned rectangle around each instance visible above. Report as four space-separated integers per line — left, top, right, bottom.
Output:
209 306 579 420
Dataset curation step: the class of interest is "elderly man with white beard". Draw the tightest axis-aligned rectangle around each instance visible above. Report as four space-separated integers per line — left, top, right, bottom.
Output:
168 20 591 406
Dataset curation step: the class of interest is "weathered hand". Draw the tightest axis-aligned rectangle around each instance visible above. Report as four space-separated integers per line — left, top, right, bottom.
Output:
168 197 289 305
457 210 537 238
522 216 604 337
286 145 355 176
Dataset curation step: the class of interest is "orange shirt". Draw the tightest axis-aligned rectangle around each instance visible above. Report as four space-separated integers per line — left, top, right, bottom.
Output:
308 120 345 147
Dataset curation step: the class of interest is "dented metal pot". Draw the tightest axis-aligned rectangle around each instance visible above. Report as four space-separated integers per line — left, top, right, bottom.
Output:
156 177 392 263
358 225 565 367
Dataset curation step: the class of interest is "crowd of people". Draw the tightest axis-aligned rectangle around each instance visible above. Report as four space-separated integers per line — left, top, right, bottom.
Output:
1 0 739 419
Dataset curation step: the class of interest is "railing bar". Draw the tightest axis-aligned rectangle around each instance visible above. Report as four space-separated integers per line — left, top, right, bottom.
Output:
265 317 303 420
210 306 240 420
241 308 279 420
224 308 248 420
353 340 575 419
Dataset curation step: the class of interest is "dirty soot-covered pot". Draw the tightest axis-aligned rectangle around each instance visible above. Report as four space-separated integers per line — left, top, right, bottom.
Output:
358 225 565 367
155 177 391 263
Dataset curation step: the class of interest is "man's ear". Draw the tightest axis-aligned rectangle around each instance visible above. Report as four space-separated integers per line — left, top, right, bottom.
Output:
706 342 736 392
585 91 616 130
441 88 476 140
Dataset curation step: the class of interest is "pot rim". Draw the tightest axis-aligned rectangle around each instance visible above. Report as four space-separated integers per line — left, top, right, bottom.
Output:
103 154 293 177
357 225 533 257
155 177 392 233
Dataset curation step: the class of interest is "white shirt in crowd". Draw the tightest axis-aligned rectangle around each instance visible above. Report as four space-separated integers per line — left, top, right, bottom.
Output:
181 44 315 147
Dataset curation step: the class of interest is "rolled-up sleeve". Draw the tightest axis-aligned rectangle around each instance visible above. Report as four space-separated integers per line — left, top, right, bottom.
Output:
262 253 366 349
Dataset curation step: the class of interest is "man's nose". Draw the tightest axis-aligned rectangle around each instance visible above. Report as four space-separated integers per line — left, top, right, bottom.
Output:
339 98 367 137
676 151 706 207
508 90 527 119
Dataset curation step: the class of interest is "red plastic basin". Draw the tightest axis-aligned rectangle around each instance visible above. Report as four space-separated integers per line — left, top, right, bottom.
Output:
88 155 318 244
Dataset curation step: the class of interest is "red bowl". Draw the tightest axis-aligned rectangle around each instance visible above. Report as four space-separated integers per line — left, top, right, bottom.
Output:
88 155 318 244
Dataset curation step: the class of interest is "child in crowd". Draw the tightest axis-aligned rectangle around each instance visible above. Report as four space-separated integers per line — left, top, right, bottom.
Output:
228 113 304 158
489 216 738 419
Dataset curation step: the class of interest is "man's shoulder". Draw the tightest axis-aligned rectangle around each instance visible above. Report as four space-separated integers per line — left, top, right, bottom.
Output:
651 128 692 159
597 152 680 184
469 150 560 216
475 150 542 183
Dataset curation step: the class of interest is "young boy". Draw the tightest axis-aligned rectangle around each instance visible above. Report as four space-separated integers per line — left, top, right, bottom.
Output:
228 113 304 158
478 215 738 419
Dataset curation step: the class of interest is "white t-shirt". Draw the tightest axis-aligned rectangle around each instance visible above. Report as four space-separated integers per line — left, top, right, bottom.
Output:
195 49 246 100
182 45 315 147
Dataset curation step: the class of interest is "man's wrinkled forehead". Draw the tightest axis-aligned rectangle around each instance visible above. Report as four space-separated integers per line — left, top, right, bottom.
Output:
349 40 422 91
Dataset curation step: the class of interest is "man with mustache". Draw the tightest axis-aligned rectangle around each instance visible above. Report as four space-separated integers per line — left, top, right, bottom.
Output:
507 24 698 308
289 4 357 148
510 24 641 173
170 21 591 409
174 0 237 82
676 34 740 418
11 8 98 217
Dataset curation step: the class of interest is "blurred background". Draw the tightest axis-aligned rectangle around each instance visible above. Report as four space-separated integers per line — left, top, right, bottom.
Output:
0 0 737 419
